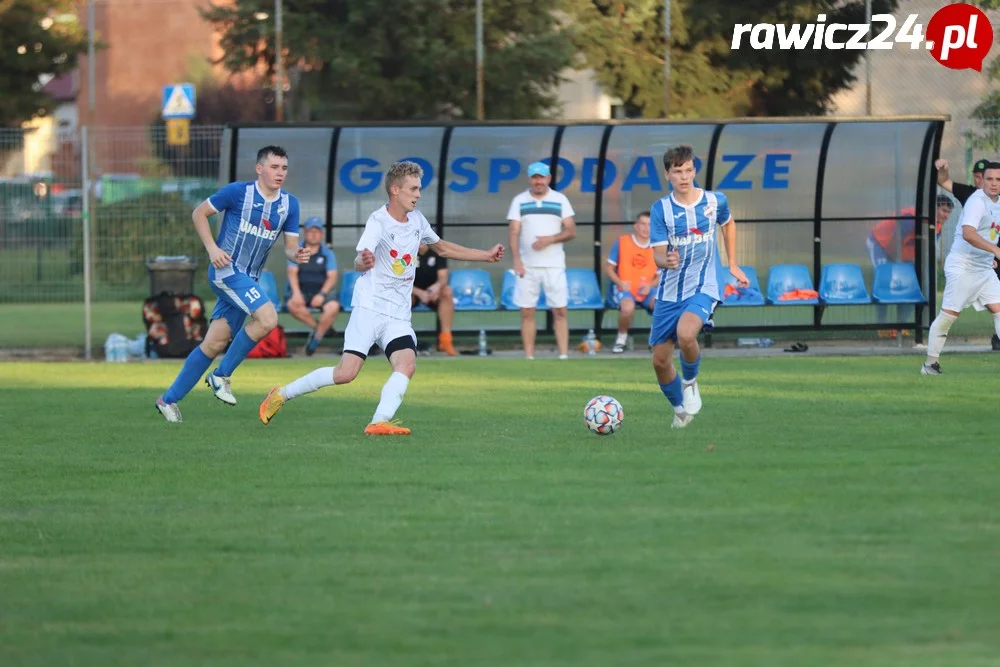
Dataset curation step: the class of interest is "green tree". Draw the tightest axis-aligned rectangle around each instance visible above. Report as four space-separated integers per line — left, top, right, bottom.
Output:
201 0 575 121
568 0 899 118
0 0 89 126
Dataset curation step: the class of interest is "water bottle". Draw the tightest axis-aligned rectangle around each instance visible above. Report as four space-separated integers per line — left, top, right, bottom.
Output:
116 337 129 362
478 329 488 357
586 329 597 356
736 337 774 348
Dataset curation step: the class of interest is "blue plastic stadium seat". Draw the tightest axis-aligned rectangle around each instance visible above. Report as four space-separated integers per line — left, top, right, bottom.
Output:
258 270 282 309
819 263 871 304
449 269 498 311
339 270 360 312
872 262 926 303
717 263 766 306
565 268 604 310
500 269 548 310
766 264 819 305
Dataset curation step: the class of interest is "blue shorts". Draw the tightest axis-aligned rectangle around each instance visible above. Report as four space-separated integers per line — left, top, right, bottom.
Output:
208 268 270 332
609 286 655 313
648 293 717 347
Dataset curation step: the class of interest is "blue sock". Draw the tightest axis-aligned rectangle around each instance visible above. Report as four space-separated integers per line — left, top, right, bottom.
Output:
214 328 258 378
681 354 700 382
659 375 684 408
162 347 212 404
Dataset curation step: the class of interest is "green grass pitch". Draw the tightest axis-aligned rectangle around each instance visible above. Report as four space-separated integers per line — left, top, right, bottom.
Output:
3 355 1000 667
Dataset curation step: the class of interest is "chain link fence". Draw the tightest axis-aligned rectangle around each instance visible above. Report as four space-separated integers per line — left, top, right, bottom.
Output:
0 124 223 305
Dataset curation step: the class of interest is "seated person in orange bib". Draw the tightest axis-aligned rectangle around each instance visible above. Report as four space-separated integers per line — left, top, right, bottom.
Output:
412 243 457 356
284 216 341 356
605 210 660 353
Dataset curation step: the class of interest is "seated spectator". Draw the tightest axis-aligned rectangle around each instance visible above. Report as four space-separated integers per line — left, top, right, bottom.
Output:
412 244 457 356
605 210 659 354
285 216 341 355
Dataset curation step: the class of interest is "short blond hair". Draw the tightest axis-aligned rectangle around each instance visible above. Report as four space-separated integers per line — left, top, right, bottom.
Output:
385 161 424 198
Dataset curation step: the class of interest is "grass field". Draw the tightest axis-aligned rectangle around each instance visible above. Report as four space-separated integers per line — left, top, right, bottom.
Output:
3 355 1000 667
2 299 998 352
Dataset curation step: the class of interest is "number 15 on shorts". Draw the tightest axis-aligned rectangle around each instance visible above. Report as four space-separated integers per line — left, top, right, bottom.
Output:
245 287 262 303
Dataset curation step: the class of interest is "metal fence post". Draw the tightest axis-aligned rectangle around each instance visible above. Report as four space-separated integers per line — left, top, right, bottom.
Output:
81 126 93 360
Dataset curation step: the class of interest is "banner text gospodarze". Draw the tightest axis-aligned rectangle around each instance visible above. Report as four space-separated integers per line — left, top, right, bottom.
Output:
338 153 794 195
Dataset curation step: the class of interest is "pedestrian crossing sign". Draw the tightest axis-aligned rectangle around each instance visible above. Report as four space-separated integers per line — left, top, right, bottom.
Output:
162 84 196 120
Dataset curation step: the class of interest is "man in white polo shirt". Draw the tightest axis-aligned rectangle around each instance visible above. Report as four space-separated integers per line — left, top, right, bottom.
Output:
507 161 576 359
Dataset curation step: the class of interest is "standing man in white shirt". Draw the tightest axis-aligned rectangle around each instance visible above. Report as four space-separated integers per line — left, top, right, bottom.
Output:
922 161 1000 375
507 161 576 359
259 161 504 435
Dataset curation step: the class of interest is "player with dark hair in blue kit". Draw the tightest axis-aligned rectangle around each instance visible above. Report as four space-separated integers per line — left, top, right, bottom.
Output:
648 145 749 429
155 145 309 422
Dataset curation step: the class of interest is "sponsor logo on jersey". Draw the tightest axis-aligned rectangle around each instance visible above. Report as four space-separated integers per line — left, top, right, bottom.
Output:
388 249 413 276
239 219 280 241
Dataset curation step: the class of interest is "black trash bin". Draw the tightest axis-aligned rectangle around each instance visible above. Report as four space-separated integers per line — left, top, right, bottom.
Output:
145 255 198 296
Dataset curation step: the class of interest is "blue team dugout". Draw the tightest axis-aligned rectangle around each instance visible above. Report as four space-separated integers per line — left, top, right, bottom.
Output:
220 115 946 342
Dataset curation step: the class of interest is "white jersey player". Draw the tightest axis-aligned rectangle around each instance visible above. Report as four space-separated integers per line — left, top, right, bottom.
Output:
922 160 1000 375
258 161 505 435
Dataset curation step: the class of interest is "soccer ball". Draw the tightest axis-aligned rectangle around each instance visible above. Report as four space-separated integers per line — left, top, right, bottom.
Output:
584 395 624 435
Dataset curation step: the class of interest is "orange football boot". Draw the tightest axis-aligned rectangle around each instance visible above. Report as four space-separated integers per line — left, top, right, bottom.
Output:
364 419 411 436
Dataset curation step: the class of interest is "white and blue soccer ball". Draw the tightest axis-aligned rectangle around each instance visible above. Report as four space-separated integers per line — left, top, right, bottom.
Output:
584 395 624 435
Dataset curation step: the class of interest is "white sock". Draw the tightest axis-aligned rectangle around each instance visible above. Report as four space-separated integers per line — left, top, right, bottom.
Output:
281 367 335 400
616 332 628 345
926 312 957 363
371 371 410 423
993 313 1000 339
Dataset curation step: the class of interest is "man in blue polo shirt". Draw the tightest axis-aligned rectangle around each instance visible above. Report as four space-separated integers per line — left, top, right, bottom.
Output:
285 216 341 355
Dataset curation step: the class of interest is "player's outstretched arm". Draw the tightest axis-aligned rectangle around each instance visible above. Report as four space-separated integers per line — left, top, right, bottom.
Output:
431 239 505 263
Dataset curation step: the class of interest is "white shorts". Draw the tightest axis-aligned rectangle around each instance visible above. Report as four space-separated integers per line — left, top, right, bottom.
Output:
941 260 1000 312
342 306 416 357
514 267 569 309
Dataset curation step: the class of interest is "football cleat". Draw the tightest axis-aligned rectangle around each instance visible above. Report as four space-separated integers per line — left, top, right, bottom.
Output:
682 379 702 415
671 410 694 429
155 396 182 423
205 373 236 405
258 386 285 425
920 362 942 376
364 419 411 436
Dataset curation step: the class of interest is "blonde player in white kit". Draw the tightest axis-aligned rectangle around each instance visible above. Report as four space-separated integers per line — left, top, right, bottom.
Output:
922 160 1000 376
258 161 505 435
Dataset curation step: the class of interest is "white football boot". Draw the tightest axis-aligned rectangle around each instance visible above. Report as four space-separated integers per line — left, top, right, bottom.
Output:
681 379 703 415
671 410 694 429
205 373 237 405
155 396 182 423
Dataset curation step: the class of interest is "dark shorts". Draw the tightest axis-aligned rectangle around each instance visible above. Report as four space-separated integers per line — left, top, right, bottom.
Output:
297 289 339 307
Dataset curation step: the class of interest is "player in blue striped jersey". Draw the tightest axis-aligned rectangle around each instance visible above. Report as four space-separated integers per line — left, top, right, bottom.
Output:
649 145 749 429
155 145 309 422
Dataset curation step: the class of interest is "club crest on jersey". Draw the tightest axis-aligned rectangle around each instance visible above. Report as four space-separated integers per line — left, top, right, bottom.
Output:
239 218 280 240
991 222 1000 241
388 249 413 276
